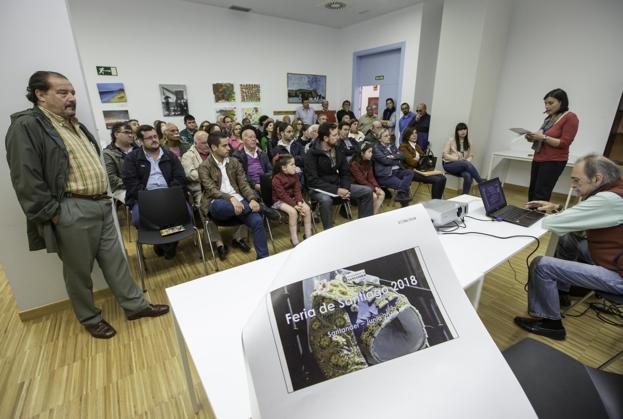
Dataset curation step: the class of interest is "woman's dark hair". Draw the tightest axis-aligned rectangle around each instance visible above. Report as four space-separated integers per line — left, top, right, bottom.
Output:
26 71 67 104
153 120 165 139
454 122 470 151
383 98 396 121
263 119 274 134
543 88 569 114
402 126 417 143
207 123 221 134
352 142 374 164
273 154 294 176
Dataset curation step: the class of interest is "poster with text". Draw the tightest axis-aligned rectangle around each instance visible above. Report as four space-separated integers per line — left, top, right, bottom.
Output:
268 247 457 393
212 83 235 102
159 84 189 116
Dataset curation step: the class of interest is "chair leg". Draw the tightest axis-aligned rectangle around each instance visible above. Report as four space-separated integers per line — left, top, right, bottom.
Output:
599 349 623 370
204 220 219 272
194 227 209 275
561 291 595 317
136 242 146 292
344 201 353 219
125 205 132 242
264 217 276 254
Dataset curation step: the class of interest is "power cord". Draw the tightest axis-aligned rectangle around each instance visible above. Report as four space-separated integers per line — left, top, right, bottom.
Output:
464 215 495 222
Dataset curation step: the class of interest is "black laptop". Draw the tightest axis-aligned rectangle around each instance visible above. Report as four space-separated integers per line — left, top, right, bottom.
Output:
478 178 546 227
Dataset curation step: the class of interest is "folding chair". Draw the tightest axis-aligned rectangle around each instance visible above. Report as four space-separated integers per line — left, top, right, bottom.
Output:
135 187 208 291
113 197 132 242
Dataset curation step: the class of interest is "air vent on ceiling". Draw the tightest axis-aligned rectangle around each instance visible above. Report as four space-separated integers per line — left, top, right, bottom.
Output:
325 1 346 11
229 5 251 12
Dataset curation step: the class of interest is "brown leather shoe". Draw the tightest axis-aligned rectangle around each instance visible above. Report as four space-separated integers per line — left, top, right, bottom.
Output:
85 320 116 339
127 304 170 320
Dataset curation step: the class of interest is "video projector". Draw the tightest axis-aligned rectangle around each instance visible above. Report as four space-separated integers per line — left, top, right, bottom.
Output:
421 199 468 228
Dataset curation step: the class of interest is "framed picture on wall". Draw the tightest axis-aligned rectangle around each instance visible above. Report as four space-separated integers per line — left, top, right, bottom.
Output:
159 84 189 116
103 110 130 129
287 73 326 104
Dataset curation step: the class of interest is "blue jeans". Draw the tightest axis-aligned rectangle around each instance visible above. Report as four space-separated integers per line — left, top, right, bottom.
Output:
376 168 414 201
527 234 623 320
443 160 483 194
208 199 268 259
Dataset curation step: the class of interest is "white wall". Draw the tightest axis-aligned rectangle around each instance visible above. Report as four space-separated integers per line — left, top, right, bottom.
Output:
340 4 424 110
0 0 108 311
67 0 344 140
485 0 623 192
414 0 444 109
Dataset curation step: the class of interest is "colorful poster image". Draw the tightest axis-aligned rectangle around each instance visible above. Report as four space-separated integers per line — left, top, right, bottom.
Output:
269 247 457 392
287 73 326 104
241 107 260 124
96 82 127 103
103 110 130 129
240 84 261 102
212 83 235 102
159 84 189 116
216 107 237 122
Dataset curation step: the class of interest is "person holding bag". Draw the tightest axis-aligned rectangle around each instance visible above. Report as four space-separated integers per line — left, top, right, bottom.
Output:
525 88 579 201
399 126 447 199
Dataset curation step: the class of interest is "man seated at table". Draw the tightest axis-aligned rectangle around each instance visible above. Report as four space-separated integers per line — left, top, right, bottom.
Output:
399 126 447 199
514 154 623 340
198 132 271 259
304 123 373 230
123 124 188 259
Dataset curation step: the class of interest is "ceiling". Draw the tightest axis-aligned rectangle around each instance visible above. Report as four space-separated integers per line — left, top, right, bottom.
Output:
183 0 422 28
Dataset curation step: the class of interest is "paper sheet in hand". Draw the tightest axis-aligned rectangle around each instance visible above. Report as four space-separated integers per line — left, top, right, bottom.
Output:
509 127 532 135
242 205 536 419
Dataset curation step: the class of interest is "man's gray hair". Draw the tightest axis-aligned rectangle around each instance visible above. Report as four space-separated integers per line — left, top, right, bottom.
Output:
193 129 208 143
576 154 622 184
307 124 319 135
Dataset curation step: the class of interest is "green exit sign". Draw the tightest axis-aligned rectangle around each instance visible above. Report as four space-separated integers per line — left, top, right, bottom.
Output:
375 75 384 80
96 66 118 76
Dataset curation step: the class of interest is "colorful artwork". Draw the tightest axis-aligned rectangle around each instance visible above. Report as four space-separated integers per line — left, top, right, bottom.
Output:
287 73 326 104
159 84 189 116
240 84 261 102
103 110 130 129
96 82 127 103
212 83 235 102
216 107 237 121
241 107 261 124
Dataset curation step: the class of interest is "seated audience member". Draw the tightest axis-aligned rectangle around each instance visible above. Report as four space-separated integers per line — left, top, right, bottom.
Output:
272 155 312 247
340 114 352 124
229 122 244 152
222 115 234 137
199 120 211 132
128 118 140 144
514 155 623 340
400 126 447 200
373 128 414 206
282 115 292 124
180 114 197 145
207 123 221 135
123 125 188 259
233 126 273 193
154 120 166 142
272 122 305 171
162 123 190 158
316 113 328 126
381 98 397 131
259 119 274 155
199 132 272 259
364 120 383 143
398 103 416 142
407 103 431 150
304 123 373 229
295 96 316 126
349 119 365 143
241 117 252 126
317 100 337 123
292 118 305 140
442 122 484 194
104 122 137 203
350 143 385 214
358 105 379 136
336 100 356 124
295 124 318 154
338 121 359 163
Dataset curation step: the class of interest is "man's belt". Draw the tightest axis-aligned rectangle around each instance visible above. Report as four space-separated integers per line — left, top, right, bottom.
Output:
64 192 110 200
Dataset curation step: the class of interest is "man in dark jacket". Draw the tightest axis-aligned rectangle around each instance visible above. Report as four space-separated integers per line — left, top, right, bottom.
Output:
123 124 188 259
103 121 137 203
5 71 168 339
304 123 373 229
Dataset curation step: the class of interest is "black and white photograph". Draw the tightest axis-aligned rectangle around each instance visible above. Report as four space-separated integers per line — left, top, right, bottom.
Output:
159 84 189 116
269 247 457 393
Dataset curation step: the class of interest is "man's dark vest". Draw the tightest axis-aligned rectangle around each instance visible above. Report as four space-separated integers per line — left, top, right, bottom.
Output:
585 178 623 277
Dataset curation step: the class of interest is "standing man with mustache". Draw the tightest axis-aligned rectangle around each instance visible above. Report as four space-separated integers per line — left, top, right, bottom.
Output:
5 71 169 339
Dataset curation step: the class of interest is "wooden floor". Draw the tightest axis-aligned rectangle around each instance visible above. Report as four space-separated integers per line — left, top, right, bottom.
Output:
1 186 621 418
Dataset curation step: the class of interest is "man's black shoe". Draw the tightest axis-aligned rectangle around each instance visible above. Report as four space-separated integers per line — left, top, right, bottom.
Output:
261 204 281 221
513 317 566 340
232 239 251 253
216 244 228 261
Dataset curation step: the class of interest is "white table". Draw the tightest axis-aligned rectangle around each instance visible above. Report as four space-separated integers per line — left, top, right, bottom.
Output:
487 149 579 208
167 197 549 418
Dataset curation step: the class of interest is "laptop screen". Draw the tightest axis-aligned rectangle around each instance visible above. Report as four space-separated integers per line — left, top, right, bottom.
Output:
478 178 507 215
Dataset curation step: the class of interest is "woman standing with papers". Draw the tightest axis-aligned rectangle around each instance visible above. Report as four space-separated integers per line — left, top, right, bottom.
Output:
525 88 579 201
